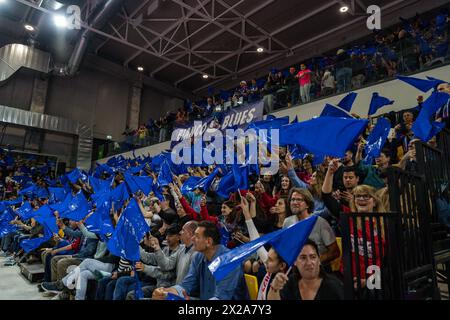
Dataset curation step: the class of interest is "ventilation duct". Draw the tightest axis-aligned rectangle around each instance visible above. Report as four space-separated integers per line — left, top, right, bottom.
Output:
0 43 51 84
62 0 124 76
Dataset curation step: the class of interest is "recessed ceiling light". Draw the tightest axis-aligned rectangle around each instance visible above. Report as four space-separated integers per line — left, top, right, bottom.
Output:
202 74 209 79
137 66 144 72
24 24 35 31
340 6 349 13
53 14 68 28
257 47 264 53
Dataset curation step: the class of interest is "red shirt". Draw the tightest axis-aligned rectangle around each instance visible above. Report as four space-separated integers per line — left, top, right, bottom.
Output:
297 70 312 86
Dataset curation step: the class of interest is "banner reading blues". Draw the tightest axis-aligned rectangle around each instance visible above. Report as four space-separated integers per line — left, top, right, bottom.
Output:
171 100 264 147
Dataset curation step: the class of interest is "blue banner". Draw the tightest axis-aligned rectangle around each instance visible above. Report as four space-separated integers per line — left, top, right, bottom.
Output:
171 100 264 146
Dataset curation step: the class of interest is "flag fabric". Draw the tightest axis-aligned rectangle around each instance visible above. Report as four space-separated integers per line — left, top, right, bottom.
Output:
20 228 52 253
60 191 90 222
280 117 368 158
16 202 34 220
67 168 82 184
209 215 318 281
412 91 449 141
232 165 249 191
49 193 73 214
368 93 394 116
0 207 18 237
107 199 150 262
216 171 236 199
397 75 440 93
337 92 357 112
34 205 59 234
18 185 36 198
110 183 130 211
35 187 49 199
157 161 173 187
89 176 112 194
363 118 391 164
181 168 220 193
320 104 354 118
48 187 67 203
124 173 153 195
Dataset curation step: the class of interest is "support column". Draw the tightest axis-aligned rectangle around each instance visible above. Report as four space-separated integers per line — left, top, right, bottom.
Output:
30 75 49 114
127 82 142 130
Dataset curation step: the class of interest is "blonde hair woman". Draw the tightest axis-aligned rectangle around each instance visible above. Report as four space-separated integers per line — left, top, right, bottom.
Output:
347 185 386 292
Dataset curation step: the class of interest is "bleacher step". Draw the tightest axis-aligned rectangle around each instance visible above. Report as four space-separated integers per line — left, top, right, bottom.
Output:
19 263 45 283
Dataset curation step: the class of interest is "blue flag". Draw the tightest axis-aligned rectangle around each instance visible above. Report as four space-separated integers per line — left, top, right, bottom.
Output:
107 199 150 262
368 92 394 116
67 168 82 184
157 161 173 187
35 187 49 199
232 165 249 191
34 205 58 235
412 91 449 142
48 187 67 203
280 117 368 158
49 193 73 214
110 183 130 210
89 176 112 193
337 92 357 112
16 202 34 220
124 173 153 195
397 75 441 93
60 191 90 221
363 118 391 164
20 228 52 253
209 215 318 281
181 168 220 193
18 185 37 198
320 103 353 118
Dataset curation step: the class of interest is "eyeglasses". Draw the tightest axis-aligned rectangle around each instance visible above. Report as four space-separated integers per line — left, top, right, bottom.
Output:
354 194 372 200
290 198 306 203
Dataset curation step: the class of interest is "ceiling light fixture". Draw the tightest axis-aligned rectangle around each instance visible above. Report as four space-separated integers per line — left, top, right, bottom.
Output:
137 66 144 72
340 6 349 13
24 24 35 31
53 14 68 28
202 74 209 79
257 47 264 53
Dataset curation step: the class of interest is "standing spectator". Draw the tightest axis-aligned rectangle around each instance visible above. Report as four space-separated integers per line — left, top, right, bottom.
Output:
351 53 366 89
321 67 335 97
262 73 275 114
335 49 352 93
296 64 313 104
285 67 299 107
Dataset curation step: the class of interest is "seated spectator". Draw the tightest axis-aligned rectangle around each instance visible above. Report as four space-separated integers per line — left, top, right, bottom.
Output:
267 239 344 300
151 221 248 300
283 188 340 268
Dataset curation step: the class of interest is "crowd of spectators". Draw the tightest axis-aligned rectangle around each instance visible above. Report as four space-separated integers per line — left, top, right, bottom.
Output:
0 80 448 300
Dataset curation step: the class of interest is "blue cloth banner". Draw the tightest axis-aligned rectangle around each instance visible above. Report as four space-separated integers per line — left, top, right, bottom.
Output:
337 92 357 112
107 199 150 262
368 93 394 116
209 215 318 281
280 117 368 158
412 91 449 141
363 118 391 164
59 191 90 222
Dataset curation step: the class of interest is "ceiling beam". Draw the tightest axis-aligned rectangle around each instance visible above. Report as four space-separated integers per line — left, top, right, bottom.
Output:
270 1 338 36
94 0 152 53
215 0 289 51
149 0 275 77
121 0 212 66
